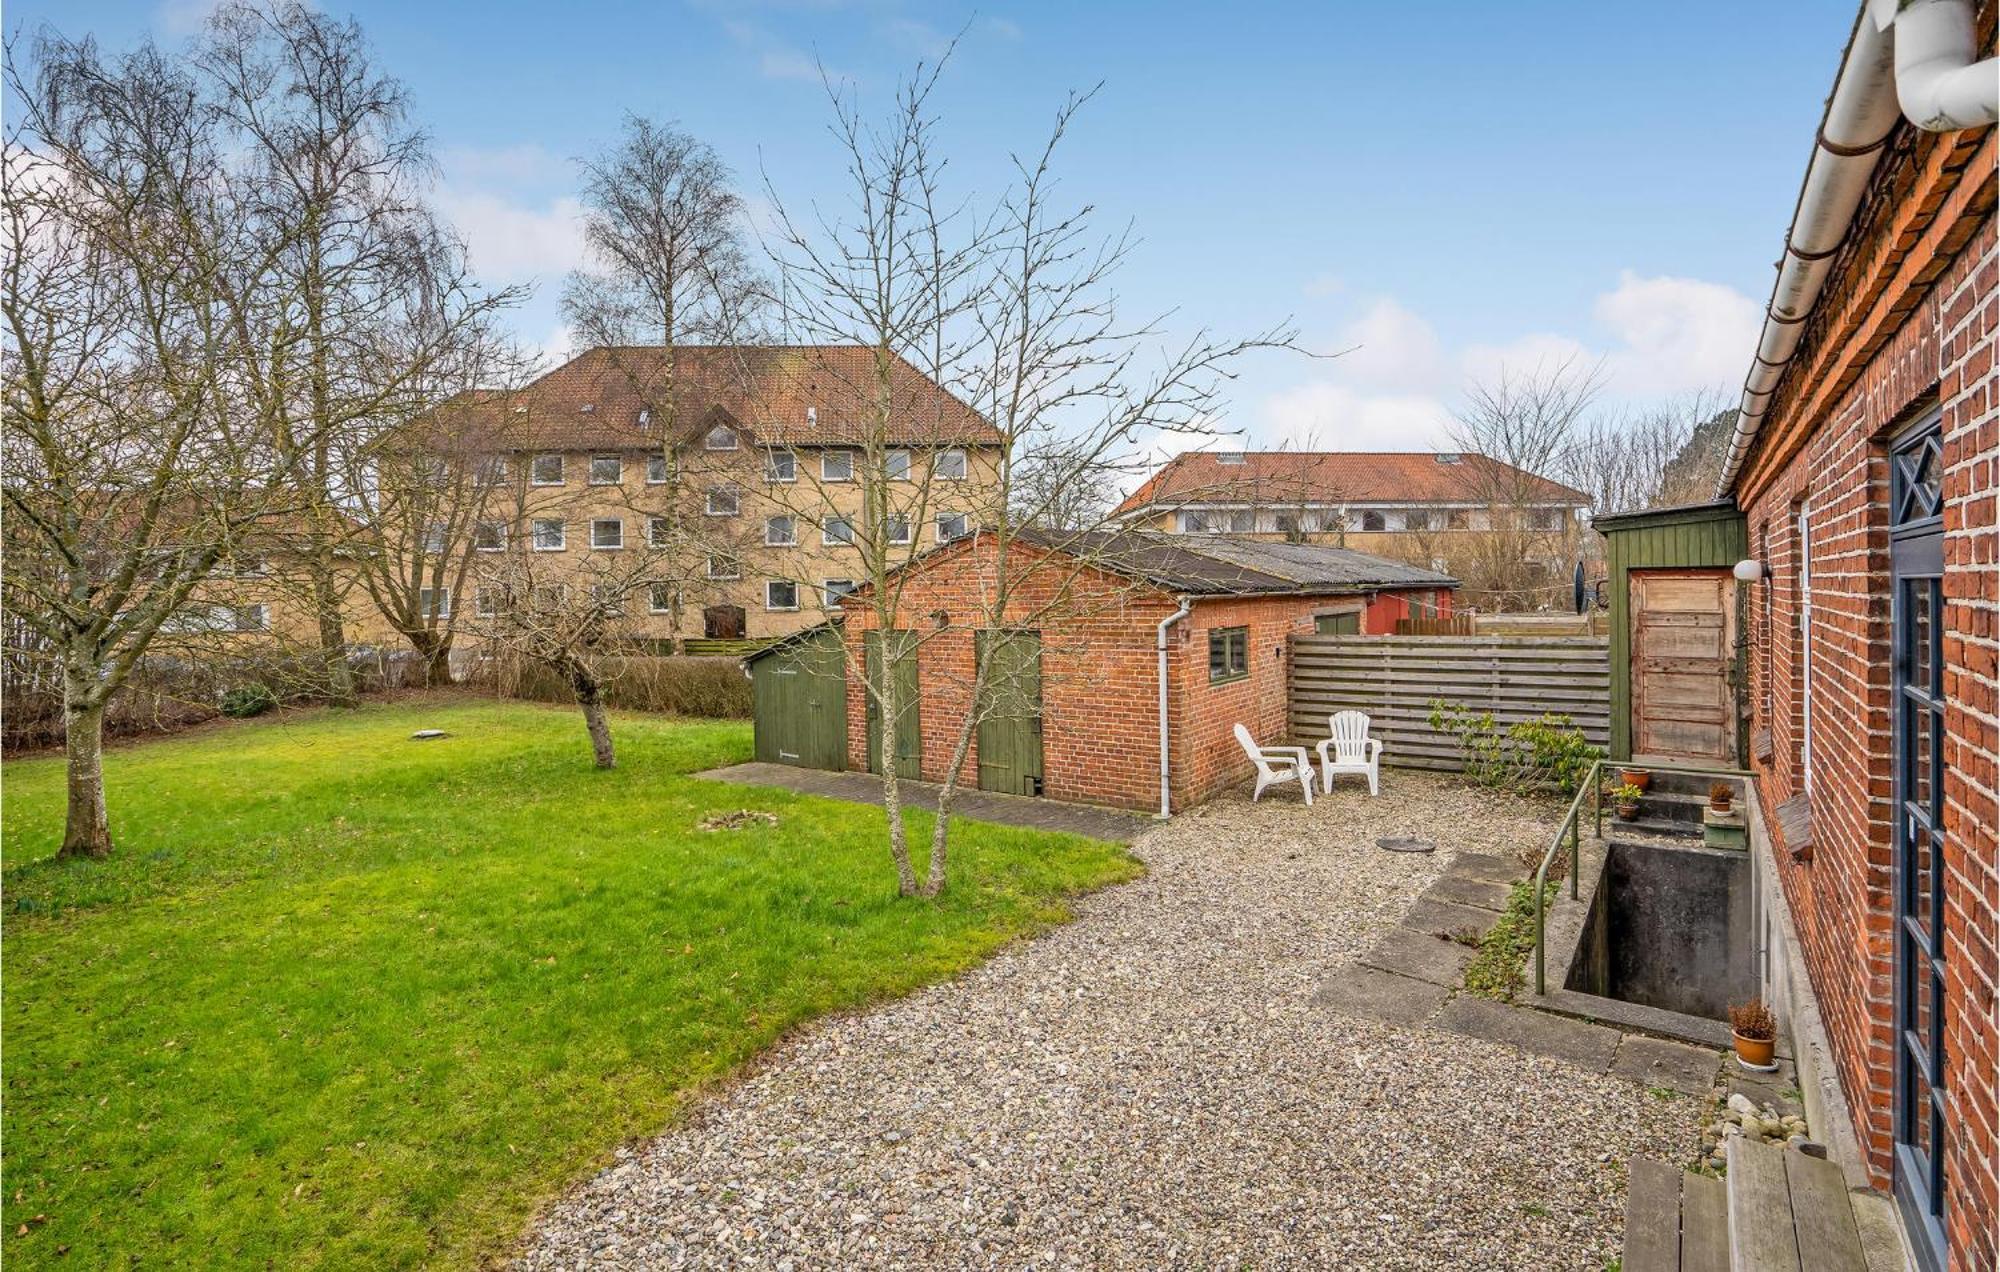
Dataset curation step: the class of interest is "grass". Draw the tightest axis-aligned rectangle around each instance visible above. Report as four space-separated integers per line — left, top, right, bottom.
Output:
1 698 1140 1268
1460 877 1558 1002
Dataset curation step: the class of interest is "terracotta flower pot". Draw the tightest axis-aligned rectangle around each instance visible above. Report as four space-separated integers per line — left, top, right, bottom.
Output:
1733 1030 1776 1069
1614 801 1640 821
1619 768 1651 791
1711 797 1733 814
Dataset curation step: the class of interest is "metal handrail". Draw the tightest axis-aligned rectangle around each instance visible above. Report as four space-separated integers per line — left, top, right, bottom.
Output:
1531 758 1756 996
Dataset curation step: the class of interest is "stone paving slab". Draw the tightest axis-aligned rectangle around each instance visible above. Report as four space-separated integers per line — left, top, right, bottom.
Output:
1424 873 1514 911
1433 995 1624 1070
1400 894 1502 941
1443 852 1520 885
1358 926 1478 987
1314 965 1447 1027
695 762 1153 842
1609 1033 1724 1096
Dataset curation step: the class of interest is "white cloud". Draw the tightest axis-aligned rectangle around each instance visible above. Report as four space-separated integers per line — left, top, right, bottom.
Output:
1302 272 1346 299
155 0 222 37
437 144 570 188
881 18 952 59
434 188 588 284
1593 270 1761 395
1457 331 1595 389
1331 298 1444 394
1263 381 1454 452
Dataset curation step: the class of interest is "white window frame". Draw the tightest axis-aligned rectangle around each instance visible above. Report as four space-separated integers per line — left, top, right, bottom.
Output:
935 447 968 481
885 514 912 545
645 454 670 484
764 579 800 611
935 512 968 543
765 515 797 547
821 450 854 482
765 449 797 483
418 588 450 620
589 454 623 486
706 486 740 517
530 454 565 486
822 517 854 546
236 603 269 632
648 582 675 614
648 516 670 548
823 578 857 607
421 523 448 554
475 586 504 618
531 518 566 551
707 554 742 581
885 449 912 482
705 424 738 451
590 518 624 550
473 520 507 552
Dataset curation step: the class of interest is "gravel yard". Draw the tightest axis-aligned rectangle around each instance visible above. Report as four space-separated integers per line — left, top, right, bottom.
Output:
518 773 1706 1270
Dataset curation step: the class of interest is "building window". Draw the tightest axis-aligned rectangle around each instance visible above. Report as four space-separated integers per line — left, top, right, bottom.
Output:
590 583 625 616
884 514 912 545
531 518 566 551
822 517 854 546
821 451 853 482
1208 626 1249 683
1225 509 1253 533
589 455 622 485
476 456 510 487
1528 507 1566 532
649 583 675 614
1360 510 1386 532
934 448 967 481
706 487 739 517
885 449 911 481
421 523 448 554
165 602 267 634
473 521 507 552
648 516 670 548
646 454 669 484
1795 499 1814 791
705 424 738 450
530 454 564 486
1446 509 1471 531
1758 521 1773 725
765 450 796 483
1182 510 1210 533
530 583 567 612
935 512 968 542
823 579 856 606
419 588 450 620
1216 451 1246 465
765 579 799 611
765 515 796 547
1404 508 1433 532
591 518 624 550
707 554 741 580
474 586 508 618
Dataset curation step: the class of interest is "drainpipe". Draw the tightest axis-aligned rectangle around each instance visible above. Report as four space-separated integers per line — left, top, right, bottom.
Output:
1718 0 1997 495
1156 597 1193 819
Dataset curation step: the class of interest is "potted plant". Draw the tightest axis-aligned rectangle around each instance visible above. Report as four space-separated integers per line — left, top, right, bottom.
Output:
1611 781 1643 820
1729 999 1778 1071
1709 782 1734 814
1618 766 1651 792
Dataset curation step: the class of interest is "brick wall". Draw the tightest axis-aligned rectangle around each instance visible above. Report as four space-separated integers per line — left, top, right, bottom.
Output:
1168 595 1324 808
1738 117 1995 1265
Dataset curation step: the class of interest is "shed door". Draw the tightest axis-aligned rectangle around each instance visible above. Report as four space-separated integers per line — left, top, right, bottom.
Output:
976 630 1044 796
864 631 922 780
751 628 847 770
1629 570 1736 762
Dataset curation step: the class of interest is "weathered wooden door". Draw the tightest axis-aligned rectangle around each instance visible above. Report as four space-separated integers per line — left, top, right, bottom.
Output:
1629 570 1736 762
751 628 847 770
864 631 922 779
976 630 1044 796
704 604 745 639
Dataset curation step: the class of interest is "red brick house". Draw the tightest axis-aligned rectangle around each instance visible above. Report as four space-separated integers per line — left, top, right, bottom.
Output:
825 529 1455 814
1719 4 1995 1267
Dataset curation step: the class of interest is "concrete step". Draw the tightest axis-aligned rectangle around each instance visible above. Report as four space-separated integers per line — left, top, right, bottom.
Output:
1617 768 1746 800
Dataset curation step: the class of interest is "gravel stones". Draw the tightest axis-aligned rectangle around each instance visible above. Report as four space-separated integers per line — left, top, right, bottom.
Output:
516 774 1704 1269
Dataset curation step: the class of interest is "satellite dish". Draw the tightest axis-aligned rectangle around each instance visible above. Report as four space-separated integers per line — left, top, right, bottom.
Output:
1572 559 1587 616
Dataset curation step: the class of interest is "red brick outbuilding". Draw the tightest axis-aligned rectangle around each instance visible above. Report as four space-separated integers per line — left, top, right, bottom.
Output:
833 529 1455 814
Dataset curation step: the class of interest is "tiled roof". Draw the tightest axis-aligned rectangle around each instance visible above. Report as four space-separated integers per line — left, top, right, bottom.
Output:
1010 527 1458 595
1111 451 1589 517
452 345 999 452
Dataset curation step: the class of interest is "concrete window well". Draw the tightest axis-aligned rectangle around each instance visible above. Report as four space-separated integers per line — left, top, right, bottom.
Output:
1538 770 1756 1050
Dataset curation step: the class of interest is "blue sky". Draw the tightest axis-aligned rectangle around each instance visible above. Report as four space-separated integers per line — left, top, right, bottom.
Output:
15 1 1850 450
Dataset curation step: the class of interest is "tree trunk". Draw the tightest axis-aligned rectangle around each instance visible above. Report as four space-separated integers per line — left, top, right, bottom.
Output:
571 667 616 769
921 654 989 898
409 629 454 687
313 561 357 706
60 676 113 860
876 667 918 897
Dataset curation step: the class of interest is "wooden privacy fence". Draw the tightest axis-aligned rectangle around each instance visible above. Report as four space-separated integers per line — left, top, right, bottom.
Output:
1288 634 1611 772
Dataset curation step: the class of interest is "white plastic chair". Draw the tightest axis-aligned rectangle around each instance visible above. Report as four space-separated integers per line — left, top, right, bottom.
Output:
1234 723 1314 805
1315 710 1382 796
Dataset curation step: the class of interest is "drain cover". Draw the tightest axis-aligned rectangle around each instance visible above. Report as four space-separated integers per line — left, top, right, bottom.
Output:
1376 836 1436 854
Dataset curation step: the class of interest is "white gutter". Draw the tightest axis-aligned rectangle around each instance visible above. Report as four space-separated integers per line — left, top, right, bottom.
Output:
1156 597 1193 818
1718 0 1998 495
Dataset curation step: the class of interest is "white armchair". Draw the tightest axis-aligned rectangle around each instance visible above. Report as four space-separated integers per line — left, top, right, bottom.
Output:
1234 723 1314 805
1315 710 1382 795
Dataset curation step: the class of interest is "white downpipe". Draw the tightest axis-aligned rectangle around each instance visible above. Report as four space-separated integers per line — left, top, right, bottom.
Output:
1719 0 1997 495
1156 598 1193 819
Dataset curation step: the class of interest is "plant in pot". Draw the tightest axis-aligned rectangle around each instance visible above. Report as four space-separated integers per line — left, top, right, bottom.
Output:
1729 998 1778 1071
1618 765 1651 792
1611 781 1644 820
1709 782 1734 814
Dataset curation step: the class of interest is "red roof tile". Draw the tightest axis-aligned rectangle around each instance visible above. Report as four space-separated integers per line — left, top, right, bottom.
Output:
1111 451 1588 516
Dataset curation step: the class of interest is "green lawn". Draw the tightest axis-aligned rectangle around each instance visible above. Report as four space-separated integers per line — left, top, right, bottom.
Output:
1 698 1139 1268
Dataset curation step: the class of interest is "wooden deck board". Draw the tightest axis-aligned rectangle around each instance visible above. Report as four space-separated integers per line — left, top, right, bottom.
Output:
1727 1138 1801 1271
1786 1150 1867 1272
1624 1157 1683 1271
1679 1170 1730 1272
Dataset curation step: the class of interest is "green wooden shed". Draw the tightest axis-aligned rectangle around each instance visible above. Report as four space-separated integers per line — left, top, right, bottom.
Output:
1593 500 1749 764
746 625 849 771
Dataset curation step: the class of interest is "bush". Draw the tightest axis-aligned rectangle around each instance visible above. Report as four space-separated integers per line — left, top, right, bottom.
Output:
1427 699 1601 798
472 654 752 719
220 683 279 718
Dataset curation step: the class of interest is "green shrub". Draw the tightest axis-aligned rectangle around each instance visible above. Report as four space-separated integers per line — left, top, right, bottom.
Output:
1427 699 1601 797
219 683 278 718
479 655 752 718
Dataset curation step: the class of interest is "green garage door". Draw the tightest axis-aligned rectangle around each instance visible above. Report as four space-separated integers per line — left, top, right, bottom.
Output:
976 630 1044 796
864 630 922 780
751 627 848 770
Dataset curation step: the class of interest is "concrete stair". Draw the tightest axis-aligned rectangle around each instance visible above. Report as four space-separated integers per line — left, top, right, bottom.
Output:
1622 1137 1905 1272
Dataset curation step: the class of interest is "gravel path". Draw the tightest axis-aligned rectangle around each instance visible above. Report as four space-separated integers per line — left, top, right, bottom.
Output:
518 774 1704 1270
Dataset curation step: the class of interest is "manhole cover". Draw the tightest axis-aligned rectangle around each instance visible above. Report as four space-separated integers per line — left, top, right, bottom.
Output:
1376 836 1436 854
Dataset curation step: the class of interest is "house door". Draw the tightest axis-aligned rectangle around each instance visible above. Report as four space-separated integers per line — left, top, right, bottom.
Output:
750 628 847 770
704 604 745 640
864 631 921 780
1629 570 1737 762
976 630 1043 796
1890 416 1947 1272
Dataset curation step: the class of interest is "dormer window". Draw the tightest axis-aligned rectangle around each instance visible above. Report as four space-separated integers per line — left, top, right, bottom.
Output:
1434 452 1462 464
705 424 738 451
1216 451 1246 465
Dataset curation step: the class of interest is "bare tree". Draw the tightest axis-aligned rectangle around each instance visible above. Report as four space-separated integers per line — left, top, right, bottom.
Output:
1564 389 1729 517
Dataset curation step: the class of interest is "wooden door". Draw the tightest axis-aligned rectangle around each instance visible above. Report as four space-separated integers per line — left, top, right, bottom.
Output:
864 631 922 779
976 631 1044 796
751 628 847 770
1630 570 1736 762
704 604 745 639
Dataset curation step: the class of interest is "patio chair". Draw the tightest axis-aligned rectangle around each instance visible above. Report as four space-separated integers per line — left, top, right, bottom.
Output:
1233 723 1314 805
1315 710 1382 796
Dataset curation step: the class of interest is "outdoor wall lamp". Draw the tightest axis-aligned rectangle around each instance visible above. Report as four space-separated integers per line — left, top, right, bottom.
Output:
1733 558 1769 582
